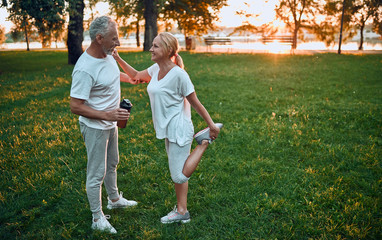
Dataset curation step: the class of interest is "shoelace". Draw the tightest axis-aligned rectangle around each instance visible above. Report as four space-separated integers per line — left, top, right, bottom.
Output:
167 206 179 218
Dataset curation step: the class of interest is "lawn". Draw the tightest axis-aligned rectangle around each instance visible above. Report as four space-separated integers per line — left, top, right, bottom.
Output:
0 50 381 239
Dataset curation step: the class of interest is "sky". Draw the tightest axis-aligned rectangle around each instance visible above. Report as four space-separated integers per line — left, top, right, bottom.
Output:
0 0 279 33
217 0 278 27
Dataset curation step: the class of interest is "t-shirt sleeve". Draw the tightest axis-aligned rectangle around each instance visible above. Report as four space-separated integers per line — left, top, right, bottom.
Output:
147 63 158 77
70 70 94 100
178 70 195 97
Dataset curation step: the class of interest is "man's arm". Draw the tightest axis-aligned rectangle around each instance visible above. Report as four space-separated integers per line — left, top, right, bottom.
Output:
70 97 130 121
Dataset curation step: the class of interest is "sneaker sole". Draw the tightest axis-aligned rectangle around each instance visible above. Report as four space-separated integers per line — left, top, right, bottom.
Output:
194 127 209 138
92 226 117 234
161 219 191 224
107 203 137 210
194 123 224 138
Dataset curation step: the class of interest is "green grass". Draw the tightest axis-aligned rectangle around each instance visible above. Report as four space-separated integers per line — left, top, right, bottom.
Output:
0 50 381 239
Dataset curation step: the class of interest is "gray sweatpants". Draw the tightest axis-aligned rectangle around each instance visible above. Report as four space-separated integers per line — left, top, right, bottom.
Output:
80 122 120 219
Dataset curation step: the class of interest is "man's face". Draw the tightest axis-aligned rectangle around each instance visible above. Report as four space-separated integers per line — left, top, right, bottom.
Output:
102 24 120 55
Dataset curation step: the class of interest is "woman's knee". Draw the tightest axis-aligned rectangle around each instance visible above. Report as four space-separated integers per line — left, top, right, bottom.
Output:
171 173 189 184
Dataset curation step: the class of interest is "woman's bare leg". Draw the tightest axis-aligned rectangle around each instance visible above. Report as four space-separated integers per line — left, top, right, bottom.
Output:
182 140 209 177
174 140 209 214
174 182 188 214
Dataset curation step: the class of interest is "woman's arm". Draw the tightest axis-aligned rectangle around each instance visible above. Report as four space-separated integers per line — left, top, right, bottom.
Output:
186 92 220 139
112 49 151 83
120 72 139 84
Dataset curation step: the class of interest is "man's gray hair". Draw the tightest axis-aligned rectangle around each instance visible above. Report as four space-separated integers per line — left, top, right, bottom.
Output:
89 16 115 41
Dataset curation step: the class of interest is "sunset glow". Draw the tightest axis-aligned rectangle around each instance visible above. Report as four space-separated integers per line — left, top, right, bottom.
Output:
217 0 279 27
0 0 381 51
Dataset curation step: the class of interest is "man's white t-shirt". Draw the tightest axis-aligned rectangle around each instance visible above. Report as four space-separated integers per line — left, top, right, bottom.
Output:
147 64 195 146
70 51 120 130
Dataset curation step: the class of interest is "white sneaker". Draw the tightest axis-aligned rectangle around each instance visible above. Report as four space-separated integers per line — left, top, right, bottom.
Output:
91 215 117 234
107 191 138 209
160 206 191 224
194 123 223 145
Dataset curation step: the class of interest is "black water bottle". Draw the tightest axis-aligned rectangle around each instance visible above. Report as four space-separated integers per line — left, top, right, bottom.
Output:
117 99 132 128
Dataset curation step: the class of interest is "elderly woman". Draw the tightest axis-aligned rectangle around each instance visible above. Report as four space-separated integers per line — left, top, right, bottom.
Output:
112 32 223 224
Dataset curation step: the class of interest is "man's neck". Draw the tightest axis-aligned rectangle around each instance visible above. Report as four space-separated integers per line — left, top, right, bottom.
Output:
86 43 107 59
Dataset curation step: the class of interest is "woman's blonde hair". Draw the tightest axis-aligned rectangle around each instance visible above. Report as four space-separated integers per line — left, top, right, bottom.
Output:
158 32 184 69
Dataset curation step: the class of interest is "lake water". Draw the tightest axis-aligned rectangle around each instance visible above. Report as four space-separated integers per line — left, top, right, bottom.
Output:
1 37 381 52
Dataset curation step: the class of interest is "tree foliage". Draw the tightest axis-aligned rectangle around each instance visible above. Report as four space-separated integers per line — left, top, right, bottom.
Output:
108 0 160 50
108 0 227 50
162 0 228 37
2 0 33 50
0 25 5 44
349 0 381 49
108 0 144 47
30 0 66 48
311 0 381 49
2 0 65 49
230 2 277 37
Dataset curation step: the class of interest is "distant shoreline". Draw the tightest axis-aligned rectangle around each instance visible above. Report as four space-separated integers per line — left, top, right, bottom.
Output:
1 46 381 55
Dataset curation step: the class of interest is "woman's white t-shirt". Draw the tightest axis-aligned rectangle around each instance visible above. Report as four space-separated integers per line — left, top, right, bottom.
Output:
147 64 195 146
70 51 120 130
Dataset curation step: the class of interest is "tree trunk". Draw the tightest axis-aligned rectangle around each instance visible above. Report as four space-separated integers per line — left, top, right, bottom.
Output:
359 23 364 50
136 21 140 48
143 0 157 51
67 0 84 65
23 22 30 51
292 27 298 50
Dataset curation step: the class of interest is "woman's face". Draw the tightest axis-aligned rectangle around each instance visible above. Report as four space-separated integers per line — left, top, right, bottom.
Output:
150 36 169 62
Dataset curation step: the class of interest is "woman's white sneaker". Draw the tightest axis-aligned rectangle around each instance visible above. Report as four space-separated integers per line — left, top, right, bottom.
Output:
194 123 223 145
91 215 117 234
160 206 191 224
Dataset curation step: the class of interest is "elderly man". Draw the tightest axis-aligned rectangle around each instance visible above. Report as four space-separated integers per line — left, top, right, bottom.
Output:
70 16 137 234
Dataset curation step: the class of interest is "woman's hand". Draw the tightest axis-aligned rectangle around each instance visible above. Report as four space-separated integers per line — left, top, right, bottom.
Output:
209 124 220 141
112 49 121 61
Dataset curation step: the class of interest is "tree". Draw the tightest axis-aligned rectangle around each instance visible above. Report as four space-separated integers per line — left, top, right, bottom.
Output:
2 0 66 49
29 0 66 48
109 0 144 47
275 0 317 49
67 0 84 65
229 3 259 36
108 0 159 50
229 2 277 37
163 0 228 38
310 0 381 50
308 0 355 47
350 0 381 50
0 25 5 45
2 0 33 50
9 27 24 41
143 0 158 51
108 0 227 51
373 14 382 35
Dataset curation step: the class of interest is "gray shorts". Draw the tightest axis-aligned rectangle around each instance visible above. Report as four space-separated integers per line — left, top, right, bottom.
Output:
165 139 191 184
